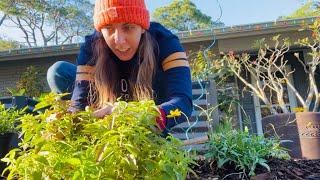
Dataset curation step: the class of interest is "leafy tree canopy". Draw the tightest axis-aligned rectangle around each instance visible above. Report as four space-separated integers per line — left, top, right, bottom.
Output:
280 1 320 19
152 0 224 32
0 0 93 46
0 37 21 51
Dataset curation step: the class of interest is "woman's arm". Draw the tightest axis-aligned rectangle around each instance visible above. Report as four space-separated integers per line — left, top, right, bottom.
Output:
158 52 193 133
69 32 96 111
149 22 193 133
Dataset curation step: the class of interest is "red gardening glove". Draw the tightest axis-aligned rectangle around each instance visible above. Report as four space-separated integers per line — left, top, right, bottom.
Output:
156 108 167 131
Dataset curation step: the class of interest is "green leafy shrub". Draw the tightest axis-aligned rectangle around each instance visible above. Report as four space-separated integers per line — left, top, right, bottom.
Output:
0 104 21 135
2 94 194 179
15 66 44 98
0 38 21 51
205 127 290 176
6 88 25 96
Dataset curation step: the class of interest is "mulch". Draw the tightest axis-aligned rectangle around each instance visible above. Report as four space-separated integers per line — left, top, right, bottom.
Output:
1 157 319 179
187 157 320 180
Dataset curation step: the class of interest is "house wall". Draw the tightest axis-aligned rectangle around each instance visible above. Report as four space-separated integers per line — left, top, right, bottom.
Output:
0 28 310 96
218 30 310 52
0 27 313 134
0 40 218 96
0 55 76 96
216 30 312 134
290 51 309 103
183 40 220 54
237 72 257 133
239 50 314 134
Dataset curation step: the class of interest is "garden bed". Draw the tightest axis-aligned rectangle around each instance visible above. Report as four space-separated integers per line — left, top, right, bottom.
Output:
188 157 320 180
1 94 319 180
2 157 319 180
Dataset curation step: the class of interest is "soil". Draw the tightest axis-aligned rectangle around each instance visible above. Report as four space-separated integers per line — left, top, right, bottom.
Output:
1 157 319 180
187 157 320 180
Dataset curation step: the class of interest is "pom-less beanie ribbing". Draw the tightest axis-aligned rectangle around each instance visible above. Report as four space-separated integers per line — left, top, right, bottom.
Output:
93 0 150 31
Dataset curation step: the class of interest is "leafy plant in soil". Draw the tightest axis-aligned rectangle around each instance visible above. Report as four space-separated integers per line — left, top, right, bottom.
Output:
0 104 22 135
204 126 290 177
0 103 25 178
188 157 320 179
1 93 195 179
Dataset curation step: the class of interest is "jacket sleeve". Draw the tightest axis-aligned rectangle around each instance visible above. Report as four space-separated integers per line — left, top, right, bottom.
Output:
70 32 97 111
159 66 193 132
151 22 193 131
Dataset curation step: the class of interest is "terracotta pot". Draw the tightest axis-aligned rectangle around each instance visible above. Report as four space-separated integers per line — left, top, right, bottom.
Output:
262 112 320 159
0 133 14 174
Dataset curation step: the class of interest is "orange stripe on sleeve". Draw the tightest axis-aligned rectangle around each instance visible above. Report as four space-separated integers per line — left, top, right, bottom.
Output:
162 52 189 71
162 60 189 71
77 65 95 74
76 65 95 81
76 74 94 81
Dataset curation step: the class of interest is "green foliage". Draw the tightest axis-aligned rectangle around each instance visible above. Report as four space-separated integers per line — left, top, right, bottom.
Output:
217 90 239 115
297 19 320 46
205 126 290 176
189 50 233 81
215 19 320 113
281 1 320 19
6 88 25 96
0 38 20 51
2 94 194 179
189 49 240 122
189 50 215 81
16 66 45 98
0 0 19 16
152 0 223 32
0 104 22 134
0 0 93 46
46 0 94 44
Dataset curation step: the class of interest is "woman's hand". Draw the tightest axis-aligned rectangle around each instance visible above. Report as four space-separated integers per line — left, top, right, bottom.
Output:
153 108 167 134
92 104 116 118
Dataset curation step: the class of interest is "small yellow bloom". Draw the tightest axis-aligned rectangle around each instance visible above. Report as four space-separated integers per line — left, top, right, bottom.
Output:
280 79 287 84
293 107 305 113
167 109 182 118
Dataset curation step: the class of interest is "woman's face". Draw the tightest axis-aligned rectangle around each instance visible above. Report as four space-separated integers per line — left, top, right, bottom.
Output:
101 23 145 61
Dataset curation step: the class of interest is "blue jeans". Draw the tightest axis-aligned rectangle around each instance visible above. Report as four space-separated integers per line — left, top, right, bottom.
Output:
47 61 76 99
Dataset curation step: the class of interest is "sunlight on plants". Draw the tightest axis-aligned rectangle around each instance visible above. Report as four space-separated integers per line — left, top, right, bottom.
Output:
205 123 290 177
1 93 195 180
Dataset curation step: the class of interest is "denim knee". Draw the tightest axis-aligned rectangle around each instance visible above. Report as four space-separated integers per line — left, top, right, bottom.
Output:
47 61 76 95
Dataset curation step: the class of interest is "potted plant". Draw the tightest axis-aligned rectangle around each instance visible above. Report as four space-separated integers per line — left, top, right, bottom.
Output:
216 20 320 159
0 104 21 174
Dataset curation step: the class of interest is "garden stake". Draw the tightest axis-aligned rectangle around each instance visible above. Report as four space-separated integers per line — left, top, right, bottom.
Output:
182 135 209 146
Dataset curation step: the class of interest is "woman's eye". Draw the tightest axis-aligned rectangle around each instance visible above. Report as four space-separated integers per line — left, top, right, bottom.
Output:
124 25 135 31
104 26 114 31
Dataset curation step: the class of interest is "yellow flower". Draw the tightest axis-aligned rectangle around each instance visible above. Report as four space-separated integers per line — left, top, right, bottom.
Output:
166 109 182 118
293 107 305 113
280 79 287 84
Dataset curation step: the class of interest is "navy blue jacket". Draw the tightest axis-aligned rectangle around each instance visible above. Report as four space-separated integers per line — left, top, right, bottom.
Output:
71 22 193 131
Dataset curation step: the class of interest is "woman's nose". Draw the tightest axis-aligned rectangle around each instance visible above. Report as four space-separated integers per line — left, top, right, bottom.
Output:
114 29 125 44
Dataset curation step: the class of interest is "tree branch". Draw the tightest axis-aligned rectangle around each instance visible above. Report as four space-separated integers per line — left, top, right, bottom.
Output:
0 14 7 26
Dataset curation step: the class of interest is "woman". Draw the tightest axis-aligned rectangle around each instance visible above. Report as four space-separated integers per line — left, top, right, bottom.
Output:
47 0 192 134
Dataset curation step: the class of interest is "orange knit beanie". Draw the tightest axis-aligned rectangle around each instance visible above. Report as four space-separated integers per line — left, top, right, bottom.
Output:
93 0 150 32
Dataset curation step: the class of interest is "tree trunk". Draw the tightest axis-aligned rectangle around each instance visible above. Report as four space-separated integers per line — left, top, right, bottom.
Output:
15 17 32 47
0 14 7 27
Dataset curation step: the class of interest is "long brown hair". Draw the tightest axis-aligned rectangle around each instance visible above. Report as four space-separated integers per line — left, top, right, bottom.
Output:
90 31 157 108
